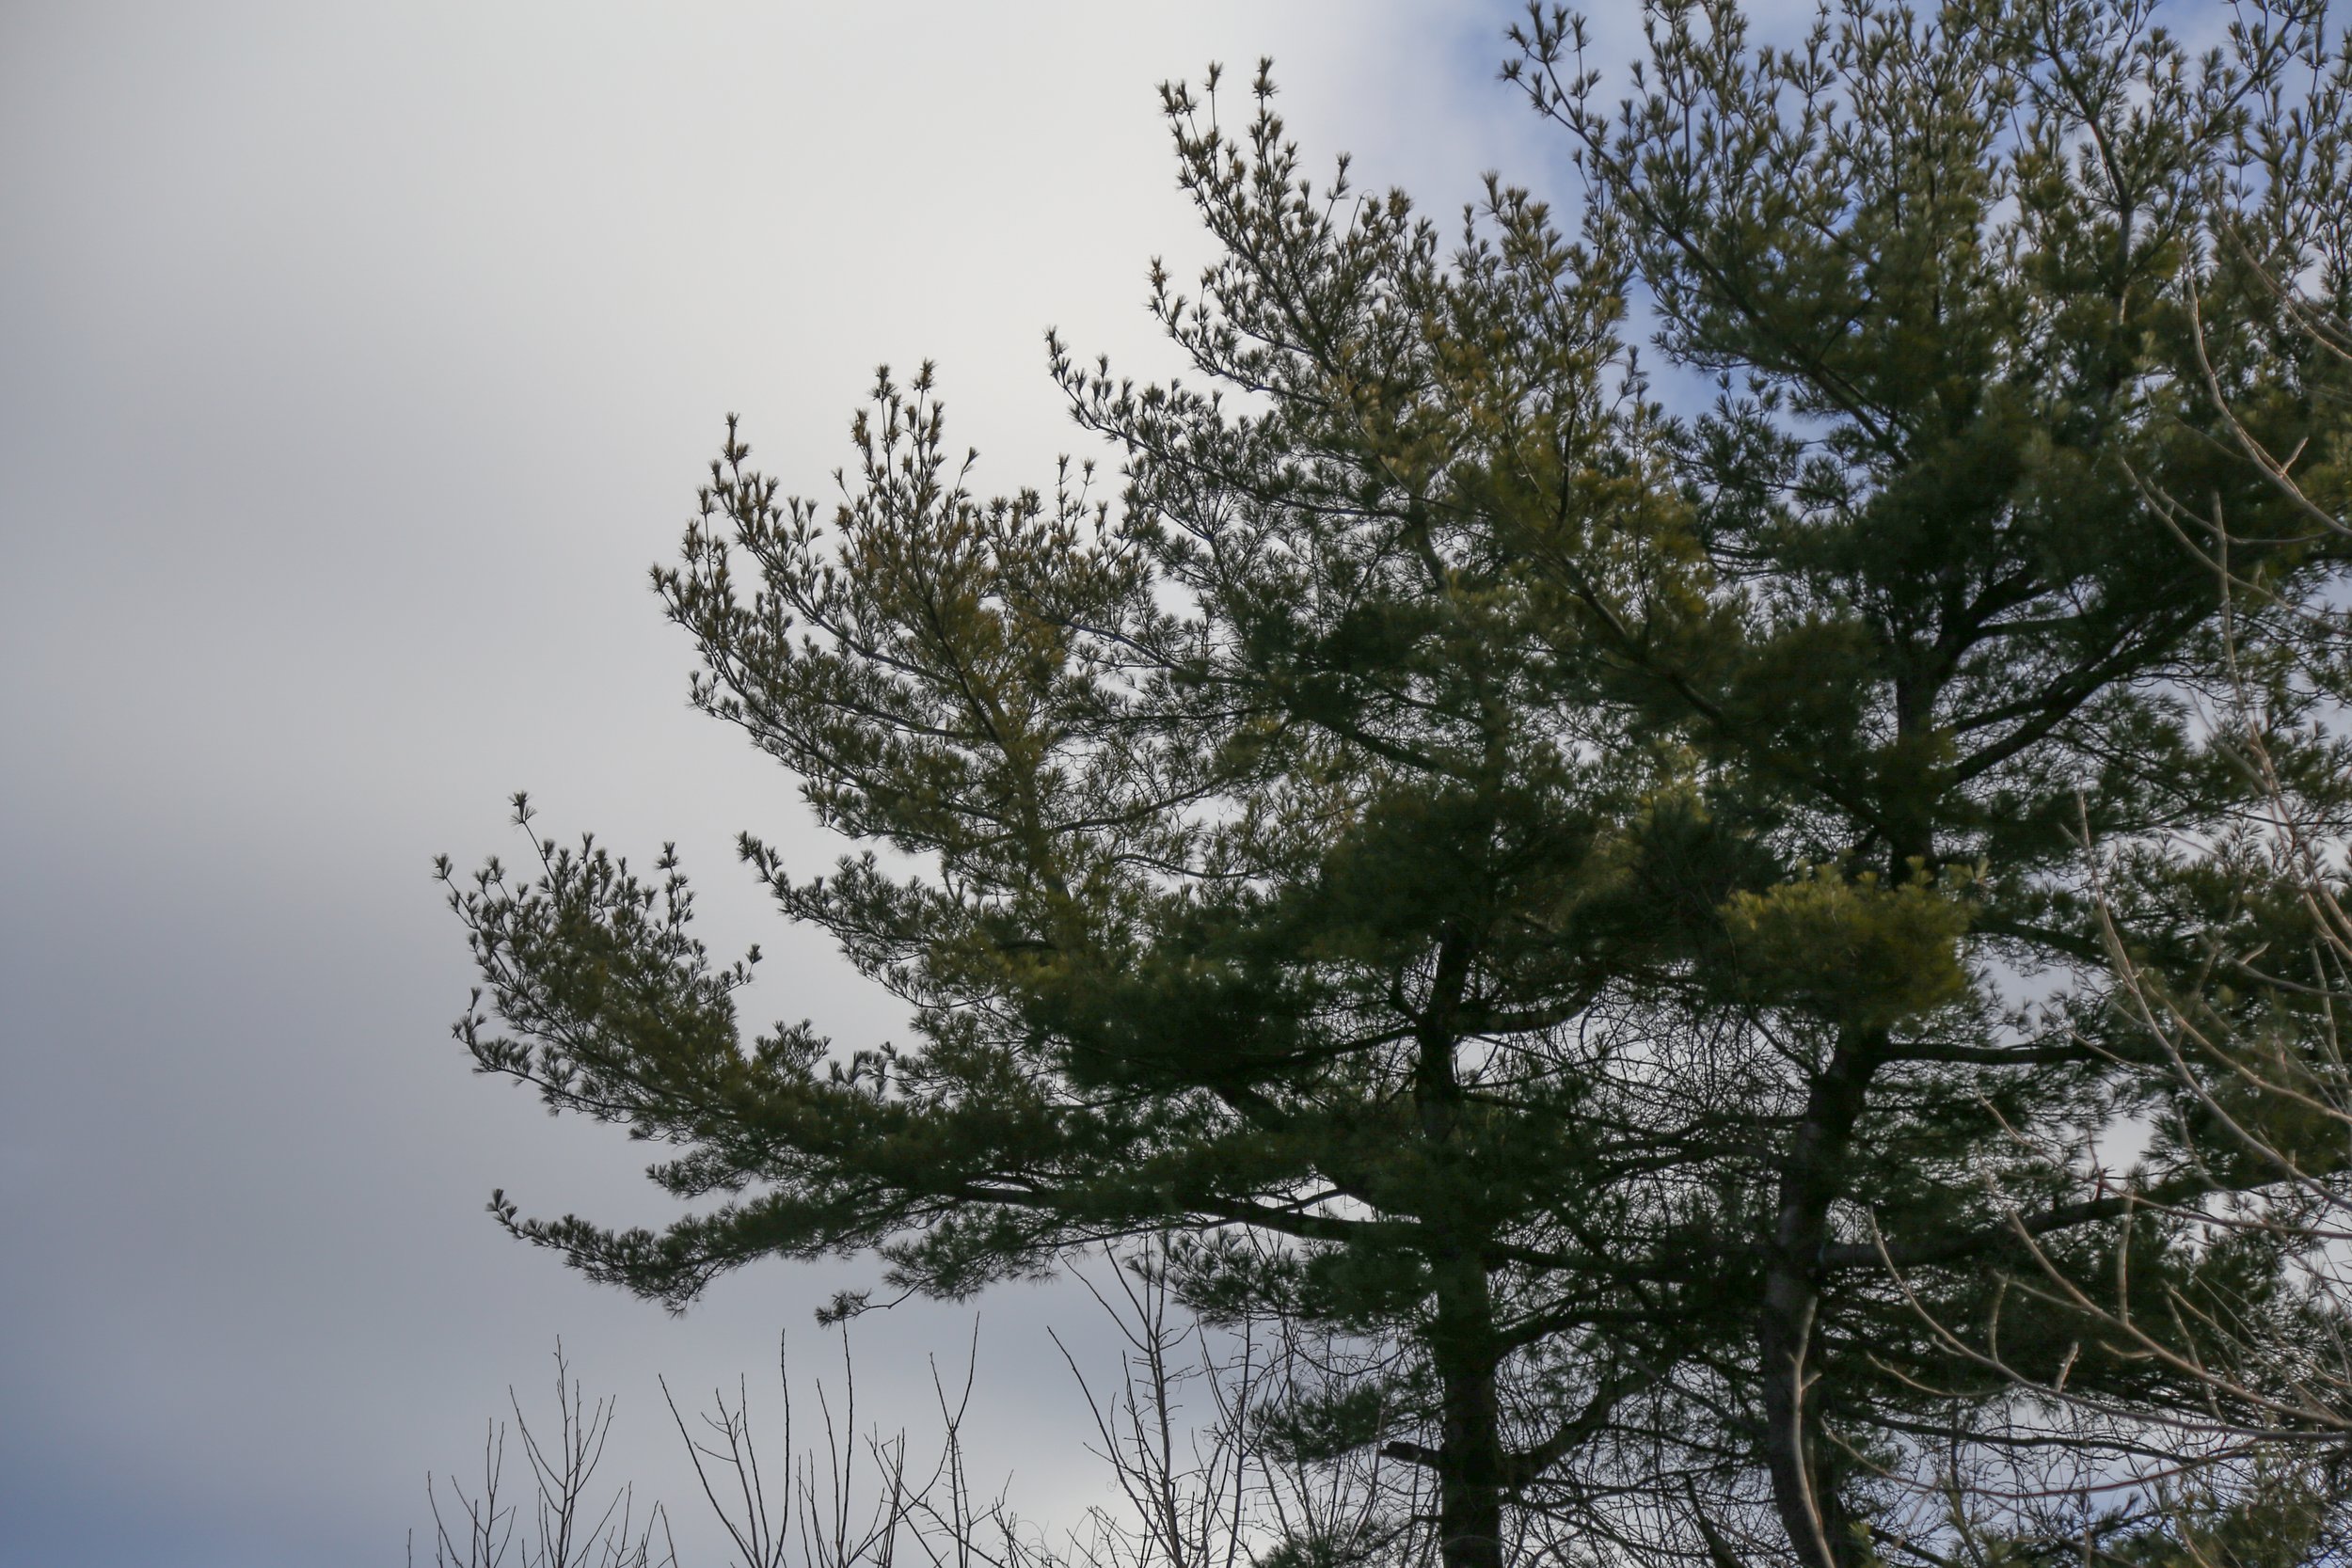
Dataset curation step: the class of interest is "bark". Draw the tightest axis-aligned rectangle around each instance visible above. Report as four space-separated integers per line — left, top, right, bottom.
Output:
1757 1028 1879 1568
1414 928 1508 1568
1431 1257 1507 1568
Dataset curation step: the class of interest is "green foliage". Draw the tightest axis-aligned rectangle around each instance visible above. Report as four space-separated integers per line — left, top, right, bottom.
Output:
1954 1454 2352 1568
1719 861 1973 1027
1253 1381 1402 1469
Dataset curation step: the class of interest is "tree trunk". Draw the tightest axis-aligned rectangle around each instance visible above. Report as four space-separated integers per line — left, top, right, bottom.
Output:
1758 1030 1877 1568
1432 1256 1507 1568
1413 929 1507 1568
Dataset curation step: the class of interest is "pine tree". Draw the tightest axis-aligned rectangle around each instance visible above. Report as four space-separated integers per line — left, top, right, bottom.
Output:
1502 1 2352 1561
444 7 2352 1565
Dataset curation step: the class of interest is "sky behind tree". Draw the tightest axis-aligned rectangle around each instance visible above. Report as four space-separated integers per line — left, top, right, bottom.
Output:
0 5 1788 1562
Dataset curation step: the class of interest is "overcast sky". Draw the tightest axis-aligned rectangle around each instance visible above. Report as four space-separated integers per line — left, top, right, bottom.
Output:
0 5 1743 1563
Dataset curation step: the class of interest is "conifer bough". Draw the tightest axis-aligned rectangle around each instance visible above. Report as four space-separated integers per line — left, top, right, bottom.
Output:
444 5 2352 1564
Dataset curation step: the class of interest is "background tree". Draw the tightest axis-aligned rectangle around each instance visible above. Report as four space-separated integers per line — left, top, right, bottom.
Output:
421 1261 1421 1568
446 5 2352 1565
1501 0 2352 1560
418 1344 675 1568
1852 199 2352 1568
